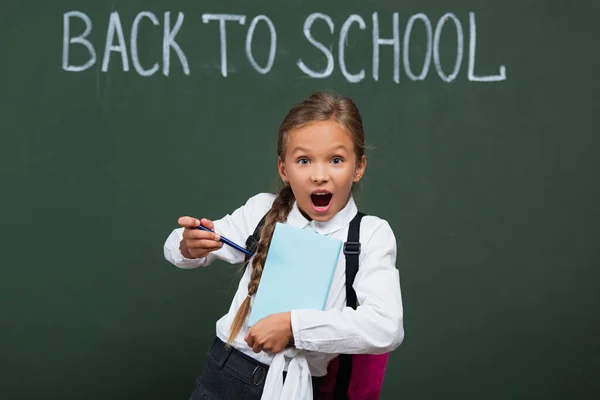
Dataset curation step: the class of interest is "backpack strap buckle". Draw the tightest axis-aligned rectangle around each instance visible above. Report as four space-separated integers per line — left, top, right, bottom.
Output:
343 241 361 256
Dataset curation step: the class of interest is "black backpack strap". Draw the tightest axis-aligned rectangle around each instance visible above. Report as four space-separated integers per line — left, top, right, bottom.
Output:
244 214 266 264
343 211 364 309
334 211 365 400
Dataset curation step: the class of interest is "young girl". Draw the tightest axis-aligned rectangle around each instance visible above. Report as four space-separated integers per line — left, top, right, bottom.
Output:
163 91 404 400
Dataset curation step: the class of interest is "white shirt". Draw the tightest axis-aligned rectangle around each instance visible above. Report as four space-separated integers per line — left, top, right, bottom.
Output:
163 193 404 396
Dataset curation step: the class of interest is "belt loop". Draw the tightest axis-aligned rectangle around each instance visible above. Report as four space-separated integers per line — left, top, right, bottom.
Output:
214 338 233 369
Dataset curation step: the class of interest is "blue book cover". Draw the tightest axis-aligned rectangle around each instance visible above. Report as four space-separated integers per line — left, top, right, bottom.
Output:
248 222 343 326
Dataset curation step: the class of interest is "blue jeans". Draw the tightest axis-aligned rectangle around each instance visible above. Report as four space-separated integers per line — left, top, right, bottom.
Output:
189 337 321 400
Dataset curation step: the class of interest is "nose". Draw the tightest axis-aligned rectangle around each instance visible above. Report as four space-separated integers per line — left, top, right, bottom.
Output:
310 163 330 183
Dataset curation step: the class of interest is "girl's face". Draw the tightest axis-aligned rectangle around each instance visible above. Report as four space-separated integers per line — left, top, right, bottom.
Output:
278 120 366 222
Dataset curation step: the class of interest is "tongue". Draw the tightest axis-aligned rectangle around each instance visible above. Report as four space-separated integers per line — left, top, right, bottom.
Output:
312 194 332 207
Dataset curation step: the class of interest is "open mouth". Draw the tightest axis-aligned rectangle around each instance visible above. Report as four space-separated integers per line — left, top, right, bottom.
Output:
311 191 333 210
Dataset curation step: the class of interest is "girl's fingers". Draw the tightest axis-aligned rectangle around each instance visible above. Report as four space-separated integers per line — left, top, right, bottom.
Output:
252 342 263 353
200 218 215 230
186 239 223 250
182 229 220 241
178 216 201 228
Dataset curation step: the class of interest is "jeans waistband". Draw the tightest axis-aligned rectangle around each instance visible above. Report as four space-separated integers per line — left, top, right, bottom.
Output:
207 336 321 389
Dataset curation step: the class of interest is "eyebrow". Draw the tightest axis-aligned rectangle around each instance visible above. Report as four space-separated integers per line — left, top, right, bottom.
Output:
291 146 310 154
291 145 350 154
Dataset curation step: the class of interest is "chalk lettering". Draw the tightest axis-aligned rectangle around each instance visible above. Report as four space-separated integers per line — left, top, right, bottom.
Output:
433 13 463 82
62 11 96 72
202 14 247 77
60 10 507 84
131 11 160 77
403 13 432 81
468 12 506 82
339 15 366 83
245 15 277 75
163 12 189 76
372 12 400 83
297 13 335 79
102 12 129 72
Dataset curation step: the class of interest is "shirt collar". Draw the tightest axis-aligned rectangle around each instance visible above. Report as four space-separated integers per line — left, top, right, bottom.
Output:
286 195 358 235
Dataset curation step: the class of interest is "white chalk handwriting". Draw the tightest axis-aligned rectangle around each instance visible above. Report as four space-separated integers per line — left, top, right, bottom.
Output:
62 10 507 82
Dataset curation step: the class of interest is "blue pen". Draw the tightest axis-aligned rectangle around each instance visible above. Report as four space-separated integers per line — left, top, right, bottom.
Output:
195 225 254 258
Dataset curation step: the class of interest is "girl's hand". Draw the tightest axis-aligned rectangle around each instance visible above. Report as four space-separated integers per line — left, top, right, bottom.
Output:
178 217 223 259
245 312 293 354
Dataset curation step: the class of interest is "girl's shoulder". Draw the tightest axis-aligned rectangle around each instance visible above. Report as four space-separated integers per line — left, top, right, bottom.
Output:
237 192 276 226
220 193 275 241
244 192 277 212
359 214 395 232
358 214 397 249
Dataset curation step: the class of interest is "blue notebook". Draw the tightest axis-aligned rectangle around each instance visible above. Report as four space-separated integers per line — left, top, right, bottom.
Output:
248 222 343 327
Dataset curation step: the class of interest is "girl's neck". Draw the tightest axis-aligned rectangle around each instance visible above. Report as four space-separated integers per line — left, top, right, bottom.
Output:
299 208 313 221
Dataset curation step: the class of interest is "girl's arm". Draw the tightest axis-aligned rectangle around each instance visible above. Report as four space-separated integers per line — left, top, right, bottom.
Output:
290 219 405 355
163 193 275 269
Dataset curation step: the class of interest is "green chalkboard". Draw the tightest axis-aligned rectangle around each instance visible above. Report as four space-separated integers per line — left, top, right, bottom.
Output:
1 0 599 399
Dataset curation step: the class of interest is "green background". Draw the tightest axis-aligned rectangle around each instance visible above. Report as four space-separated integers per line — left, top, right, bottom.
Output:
1 0 599 399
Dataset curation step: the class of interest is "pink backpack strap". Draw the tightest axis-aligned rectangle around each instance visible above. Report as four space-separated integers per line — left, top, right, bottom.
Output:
347 353 389 400
319 356 340 400
321 353 389 400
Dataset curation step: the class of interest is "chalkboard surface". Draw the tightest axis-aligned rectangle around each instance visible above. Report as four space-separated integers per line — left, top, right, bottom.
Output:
1 1 599 399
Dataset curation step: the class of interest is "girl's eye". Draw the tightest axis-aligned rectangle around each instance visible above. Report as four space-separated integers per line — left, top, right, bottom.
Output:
331 157 344 164
297 158 309 165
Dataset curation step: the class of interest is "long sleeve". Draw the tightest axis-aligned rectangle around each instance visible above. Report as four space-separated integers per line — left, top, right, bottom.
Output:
290 220 404 355
163 193 275 269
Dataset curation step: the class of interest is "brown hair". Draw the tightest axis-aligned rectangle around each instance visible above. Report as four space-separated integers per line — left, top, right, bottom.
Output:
227 91 366 343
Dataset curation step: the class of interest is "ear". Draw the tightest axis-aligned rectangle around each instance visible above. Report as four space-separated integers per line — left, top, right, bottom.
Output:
277 157 288 184
353 155 367 183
